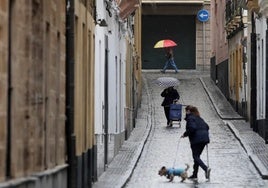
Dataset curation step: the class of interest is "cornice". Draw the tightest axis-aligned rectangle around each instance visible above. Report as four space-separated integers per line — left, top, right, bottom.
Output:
246 0 260 13
259 0 268 18
142 0 205 4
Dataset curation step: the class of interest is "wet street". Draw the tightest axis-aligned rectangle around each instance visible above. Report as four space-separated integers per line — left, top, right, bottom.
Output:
125 71 268 188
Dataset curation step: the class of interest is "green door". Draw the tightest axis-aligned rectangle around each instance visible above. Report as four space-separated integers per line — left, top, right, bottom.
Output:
142 15 196 69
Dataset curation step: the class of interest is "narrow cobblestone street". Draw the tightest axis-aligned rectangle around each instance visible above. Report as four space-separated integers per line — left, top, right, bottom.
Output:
125 71 268 188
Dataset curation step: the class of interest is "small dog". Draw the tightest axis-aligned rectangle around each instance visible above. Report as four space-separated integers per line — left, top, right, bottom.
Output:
158 164 189 182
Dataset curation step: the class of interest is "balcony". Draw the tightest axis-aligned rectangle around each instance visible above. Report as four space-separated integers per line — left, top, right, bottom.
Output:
259 0 268 17
225 0 244 38
118 0 140 20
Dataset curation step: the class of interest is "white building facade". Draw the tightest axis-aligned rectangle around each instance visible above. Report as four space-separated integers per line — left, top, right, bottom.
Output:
94 0 140 177
246 0 268 142
255 0 268 141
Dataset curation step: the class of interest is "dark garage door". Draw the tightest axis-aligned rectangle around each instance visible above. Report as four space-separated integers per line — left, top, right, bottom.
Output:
142 15 196 69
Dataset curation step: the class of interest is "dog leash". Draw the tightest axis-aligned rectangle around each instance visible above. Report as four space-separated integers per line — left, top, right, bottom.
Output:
173 137 181 168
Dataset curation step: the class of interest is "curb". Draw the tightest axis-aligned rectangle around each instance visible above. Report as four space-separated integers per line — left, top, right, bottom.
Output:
200 77 268 179
225 121 268 179
199 77 244 120
93 75 154 188
121 75 154 187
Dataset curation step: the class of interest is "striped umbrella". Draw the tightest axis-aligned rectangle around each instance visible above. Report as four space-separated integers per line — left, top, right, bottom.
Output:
154 39 177 48
154 77 180 87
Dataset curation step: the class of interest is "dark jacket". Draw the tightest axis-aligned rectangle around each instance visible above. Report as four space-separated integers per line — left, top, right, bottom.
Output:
183 113 210 145
161 87 180 107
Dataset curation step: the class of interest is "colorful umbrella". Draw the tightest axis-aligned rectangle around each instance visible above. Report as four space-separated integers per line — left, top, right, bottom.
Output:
154 77 180 87
154 39 177 48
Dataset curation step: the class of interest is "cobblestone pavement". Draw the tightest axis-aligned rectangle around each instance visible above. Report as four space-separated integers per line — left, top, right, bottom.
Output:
93 70 268 188
125 71 268 188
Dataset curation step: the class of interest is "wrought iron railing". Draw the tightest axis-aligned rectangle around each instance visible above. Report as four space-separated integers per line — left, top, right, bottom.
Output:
225 0 244 38
225 0 243 23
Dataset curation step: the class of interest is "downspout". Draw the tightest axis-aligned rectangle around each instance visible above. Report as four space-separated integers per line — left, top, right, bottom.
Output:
250 13 257 131
66 0 77 188
265 18 268 143
6 0 13 179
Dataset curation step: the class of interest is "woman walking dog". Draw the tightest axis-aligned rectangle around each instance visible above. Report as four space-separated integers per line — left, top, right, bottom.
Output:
181 105 211 180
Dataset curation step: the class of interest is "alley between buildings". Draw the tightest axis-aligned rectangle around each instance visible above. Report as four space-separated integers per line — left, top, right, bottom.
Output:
94 70 268 188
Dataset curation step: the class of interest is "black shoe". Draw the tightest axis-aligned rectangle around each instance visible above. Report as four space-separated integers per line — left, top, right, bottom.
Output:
188 175 197 180
205 168 211 179
167 123 172 128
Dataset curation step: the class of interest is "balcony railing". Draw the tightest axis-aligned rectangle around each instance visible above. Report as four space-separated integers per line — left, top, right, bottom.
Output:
225 0 244 38
226 0 242 23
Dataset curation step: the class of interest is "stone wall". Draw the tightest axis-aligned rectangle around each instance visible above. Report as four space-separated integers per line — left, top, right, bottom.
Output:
0 1 67 185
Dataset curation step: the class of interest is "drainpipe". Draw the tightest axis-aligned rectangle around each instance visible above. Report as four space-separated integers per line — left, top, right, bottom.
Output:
66 0 77 188
250 13 257 131
6 0 13 179
265 18 268 144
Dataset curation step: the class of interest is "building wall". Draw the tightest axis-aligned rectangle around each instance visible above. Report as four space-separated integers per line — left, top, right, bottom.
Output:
217 59 229 99
228 32 247 114
0 0 8 182
94 0 106 177
247 0 265 139
210 0 229 96
134 6 143 106
0 0 67 187
73 0 96 187
196 3 211 71
253 0 268 141
0 0 142 187
94 0 142 179
107 18 126 161
211 0 228 65
234 0 268 141
125 39 134 139
255 17 267 120
246 10 253 125
95 0 127 176
223 1 248 117
141 2 211 71
74 0 95 158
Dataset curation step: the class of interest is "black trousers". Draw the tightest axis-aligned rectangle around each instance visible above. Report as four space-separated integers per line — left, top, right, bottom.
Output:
191 143 208 176
164 106 170 124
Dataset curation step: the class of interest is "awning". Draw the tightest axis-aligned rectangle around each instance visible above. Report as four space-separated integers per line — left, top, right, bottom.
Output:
142 0 205 4
118 0 140 20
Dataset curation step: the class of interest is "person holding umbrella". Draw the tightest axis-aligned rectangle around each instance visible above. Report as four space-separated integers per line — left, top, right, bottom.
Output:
154 39 179 73
161 47 179 73
161 86 180 127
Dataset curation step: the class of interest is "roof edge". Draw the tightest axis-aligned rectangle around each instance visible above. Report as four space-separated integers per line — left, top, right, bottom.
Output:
142 1 205 4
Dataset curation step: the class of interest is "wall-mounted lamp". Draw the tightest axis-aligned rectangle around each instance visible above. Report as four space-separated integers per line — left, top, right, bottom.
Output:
97 19 108 27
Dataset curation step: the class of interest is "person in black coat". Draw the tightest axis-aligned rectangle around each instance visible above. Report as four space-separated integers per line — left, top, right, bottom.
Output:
181 105 211 180
161 86 180 126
